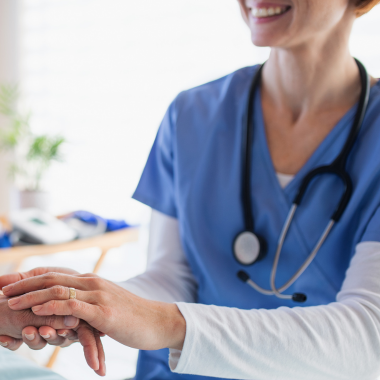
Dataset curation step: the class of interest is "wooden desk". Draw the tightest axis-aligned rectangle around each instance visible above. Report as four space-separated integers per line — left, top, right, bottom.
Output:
0 227 139 368
0 227 139 268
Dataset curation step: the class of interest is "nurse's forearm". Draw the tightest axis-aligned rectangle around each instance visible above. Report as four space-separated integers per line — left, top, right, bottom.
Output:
170 242 380 380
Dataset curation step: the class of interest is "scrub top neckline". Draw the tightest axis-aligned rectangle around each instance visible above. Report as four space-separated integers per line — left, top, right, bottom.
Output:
255 83 364 200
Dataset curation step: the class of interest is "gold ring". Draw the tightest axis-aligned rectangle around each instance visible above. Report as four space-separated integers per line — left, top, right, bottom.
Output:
69 288 76 300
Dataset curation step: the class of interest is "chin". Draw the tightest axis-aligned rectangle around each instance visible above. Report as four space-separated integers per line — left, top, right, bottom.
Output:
250 33 281 47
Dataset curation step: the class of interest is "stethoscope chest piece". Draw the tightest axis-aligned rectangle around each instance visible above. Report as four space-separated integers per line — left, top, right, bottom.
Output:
234 231 263 266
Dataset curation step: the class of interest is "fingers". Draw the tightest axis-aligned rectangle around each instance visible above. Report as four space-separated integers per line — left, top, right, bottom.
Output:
0 336 23 351
38 326 69 346
7 286 89 311
22 326 78 349
0 273 24 289
0 267 80 288
27 312 80 330
22 326 48 350
32 299 99 327
94 332 106 376
2 272 101 297
56 329 78 341
76 323 101 372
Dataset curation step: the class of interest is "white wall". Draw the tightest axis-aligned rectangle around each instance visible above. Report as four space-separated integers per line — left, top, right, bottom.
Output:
19 0 270 224
14 1 380 226
0 0 20 216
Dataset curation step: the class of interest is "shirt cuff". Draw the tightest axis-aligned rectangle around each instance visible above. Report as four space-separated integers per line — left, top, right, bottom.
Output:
168 348 182 371
169 302 197 374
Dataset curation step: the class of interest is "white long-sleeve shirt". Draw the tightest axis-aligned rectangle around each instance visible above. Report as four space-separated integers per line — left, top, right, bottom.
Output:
120 174 380 380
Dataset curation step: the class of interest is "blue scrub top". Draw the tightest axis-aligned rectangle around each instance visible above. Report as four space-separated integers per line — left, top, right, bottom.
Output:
132 65 380 380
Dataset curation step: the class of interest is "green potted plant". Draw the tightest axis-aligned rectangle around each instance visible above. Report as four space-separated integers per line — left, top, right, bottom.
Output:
0 84 65 211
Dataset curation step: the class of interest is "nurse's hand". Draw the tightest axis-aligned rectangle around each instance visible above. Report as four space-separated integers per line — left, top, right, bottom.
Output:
2 270 186 352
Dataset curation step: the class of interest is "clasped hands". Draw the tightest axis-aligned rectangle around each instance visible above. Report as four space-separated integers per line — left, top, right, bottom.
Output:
0 267 186 377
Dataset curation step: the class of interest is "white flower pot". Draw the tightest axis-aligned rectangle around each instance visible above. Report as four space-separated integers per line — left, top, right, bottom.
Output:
20 190 50 212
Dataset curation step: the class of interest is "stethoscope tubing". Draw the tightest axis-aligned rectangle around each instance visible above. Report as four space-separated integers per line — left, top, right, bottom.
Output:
240 58 370 301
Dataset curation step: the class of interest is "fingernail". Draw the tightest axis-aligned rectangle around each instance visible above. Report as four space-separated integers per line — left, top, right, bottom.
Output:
0 341 8 347
64 316 78 327
24 333 35 341
32 305 42 313
8 297 20 306
2 285 12 294
58 332 67 337
40 334 50 339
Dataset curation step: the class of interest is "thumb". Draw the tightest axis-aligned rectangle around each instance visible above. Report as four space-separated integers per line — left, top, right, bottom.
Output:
0 267 79 289
29 313 80 330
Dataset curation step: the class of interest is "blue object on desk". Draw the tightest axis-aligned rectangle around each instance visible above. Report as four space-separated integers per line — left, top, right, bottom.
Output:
0 231 11 248
73 210 131 231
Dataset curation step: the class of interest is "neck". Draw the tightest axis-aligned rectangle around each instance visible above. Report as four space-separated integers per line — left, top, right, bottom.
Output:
262 24 361 121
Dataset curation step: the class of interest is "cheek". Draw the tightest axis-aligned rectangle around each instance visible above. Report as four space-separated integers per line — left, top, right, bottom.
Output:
237 0 249 25
295 0 351 35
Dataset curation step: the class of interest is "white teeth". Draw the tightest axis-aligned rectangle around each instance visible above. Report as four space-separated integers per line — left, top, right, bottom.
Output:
251 5 287 18
259 8 267 16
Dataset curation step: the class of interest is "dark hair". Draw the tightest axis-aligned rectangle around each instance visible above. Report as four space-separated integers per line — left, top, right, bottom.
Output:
356 0 380 16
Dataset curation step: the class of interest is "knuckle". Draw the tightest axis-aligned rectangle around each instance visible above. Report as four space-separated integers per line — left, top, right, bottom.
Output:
101 306 113 320
44 272 58 281
22 292 34 304
85 276 102 289
51 285 67 298
17 309 34 328
93 290 105 303
68 299 80 311
44 315 59 327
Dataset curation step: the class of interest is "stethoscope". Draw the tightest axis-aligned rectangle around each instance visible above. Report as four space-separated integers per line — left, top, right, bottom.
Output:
234 59 370 303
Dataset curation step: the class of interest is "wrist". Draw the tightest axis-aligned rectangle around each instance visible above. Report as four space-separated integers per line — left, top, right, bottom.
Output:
164 303 186 351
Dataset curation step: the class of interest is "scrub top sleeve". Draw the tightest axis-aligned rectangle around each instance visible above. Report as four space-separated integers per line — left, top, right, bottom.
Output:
133 100 179 218
360 206 380 242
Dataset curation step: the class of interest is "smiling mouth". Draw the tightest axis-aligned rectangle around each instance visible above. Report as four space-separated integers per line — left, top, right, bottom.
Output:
250 5 291 18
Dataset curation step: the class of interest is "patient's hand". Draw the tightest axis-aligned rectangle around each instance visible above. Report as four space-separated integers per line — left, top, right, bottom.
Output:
0 268 106 376
0 291 79 341
0 267 81 350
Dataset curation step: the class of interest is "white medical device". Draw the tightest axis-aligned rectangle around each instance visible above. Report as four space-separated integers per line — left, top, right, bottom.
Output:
10 208 77 245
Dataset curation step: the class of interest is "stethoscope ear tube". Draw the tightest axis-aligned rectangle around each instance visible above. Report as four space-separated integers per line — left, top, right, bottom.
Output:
293 166 353 222
241 64 265 233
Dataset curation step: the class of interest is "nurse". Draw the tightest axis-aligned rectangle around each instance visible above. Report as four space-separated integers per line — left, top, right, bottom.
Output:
1 0 380 379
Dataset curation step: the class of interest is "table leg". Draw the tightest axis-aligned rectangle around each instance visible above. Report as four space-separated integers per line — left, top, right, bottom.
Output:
46 346 61 368
93 248 109 274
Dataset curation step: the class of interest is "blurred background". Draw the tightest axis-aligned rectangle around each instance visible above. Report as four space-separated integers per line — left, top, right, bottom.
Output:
0 0 379 379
